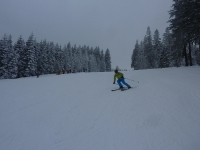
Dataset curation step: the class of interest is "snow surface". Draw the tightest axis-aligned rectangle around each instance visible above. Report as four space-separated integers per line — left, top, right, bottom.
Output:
1 67 200 150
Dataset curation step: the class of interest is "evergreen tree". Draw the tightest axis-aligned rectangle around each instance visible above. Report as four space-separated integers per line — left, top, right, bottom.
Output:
0 34 9 79
153 29 162 68
131 40 138 69
66 42 72 71
14 35 26 77
100 50 106 72
63 45 68 71
0 38 4 78
131 40 140 70
94 47 101 71
45 42 52 74
0 35 18 79
7 35 18 78
75 46 82 72
24 33 36 77
160 28 172 68
105 48 111 71
144 27 154 68
37 40 47 74
33 38 38 73
88 53 97 72
47 42 55 74
71 44 77 73
142 36 149 69
1 33 111 78
168 0 200 66
54 44 63 72
81 45 89 72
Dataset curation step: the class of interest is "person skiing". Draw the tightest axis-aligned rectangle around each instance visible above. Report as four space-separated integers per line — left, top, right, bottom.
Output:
113 70 131 89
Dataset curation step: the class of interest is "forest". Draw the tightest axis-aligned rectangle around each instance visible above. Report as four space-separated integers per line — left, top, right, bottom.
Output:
0 34 112 79
131 0 200 70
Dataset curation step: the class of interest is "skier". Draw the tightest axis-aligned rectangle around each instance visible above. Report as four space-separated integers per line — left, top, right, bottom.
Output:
113 70 131 89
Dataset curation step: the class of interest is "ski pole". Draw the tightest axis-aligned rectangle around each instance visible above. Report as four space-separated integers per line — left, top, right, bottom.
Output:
125 78 139 83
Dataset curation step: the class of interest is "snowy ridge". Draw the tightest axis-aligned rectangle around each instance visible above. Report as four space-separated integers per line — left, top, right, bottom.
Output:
1 67 200 150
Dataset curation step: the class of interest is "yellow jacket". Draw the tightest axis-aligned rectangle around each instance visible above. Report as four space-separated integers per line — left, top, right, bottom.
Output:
114 72 124 82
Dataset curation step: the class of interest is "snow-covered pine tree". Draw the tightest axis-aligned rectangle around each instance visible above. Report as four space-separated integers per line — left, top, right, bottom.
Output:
142 36 149 69
45 41 52 74
43 40 50 74
14 35 26 78
139 40 145 70
81 45 89 72
0 34 9 79
131 48 134 69
33 38 38 74
75 46 82 72
54 43 63 73
66 42 72 72
171 0 200 44
168 0 200 66
63 44 68 71
139 40 147 69
87 48 93 72
88 53 97 72
94 47 101 72
71 44 77 73
100 50 106 72
160 28 172 68
37 40 47 74
24 33 36 77
153 29 162 68
7 35 18 79
144 27 154 69
48 42 56 74
37 41 42 74
105 48 111 71
0 38 4 78
131 40 140 70
88 54 92 72
60 46 65 72
34 39 39 73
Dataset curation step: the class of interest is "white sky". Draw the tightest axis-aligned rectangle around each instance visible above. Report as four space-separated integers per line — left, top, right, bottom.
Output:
0 0 173 69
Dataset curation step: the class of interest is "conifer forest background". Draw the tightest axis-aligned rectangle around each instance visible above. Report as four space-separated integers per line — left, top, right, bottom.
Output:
131 0 200 70
1 0 200 79
0 34 112 79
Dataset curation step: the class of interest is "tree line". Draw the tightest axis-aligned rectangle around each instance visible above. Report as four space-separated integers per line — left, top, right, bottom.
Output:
131 0 200 70
0 33 111 79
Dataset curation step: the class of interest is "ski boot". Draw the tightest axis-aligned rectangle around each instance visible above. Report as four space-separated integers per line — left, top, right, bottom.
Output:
119 86 124 90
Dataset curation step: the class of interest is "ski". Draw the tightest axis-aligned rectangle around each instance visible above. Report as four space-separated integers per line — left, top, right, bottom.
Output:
111 88 121 91
121 87 132 91
111 87 132 91
120 87 128 91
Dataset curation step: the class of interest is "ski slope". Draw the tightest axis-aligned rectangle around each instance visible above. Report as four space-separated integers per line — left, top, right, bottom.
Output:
1 67 200 150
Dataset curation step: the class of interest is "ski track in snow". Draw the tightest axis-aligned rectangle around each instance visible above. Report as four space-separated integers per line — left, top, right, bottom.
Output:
0 67 200 150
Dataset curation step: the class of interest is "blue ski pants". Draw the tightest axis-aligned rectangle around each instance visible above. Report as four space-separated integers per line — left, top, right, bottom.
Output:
117 78 130 87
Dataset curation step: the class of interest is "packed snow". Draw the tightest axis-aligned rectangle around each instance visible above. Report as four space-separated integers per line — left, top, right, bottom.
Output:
1 67 200 150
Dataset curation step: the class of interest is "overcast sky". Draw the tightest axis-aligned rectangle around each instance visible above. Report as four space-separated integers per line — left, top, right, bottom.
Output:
0 0 173 69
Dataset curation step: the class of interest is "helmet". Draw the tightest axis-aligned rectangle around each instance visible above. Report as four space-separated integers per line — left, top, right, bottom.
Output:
114 70 118 73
